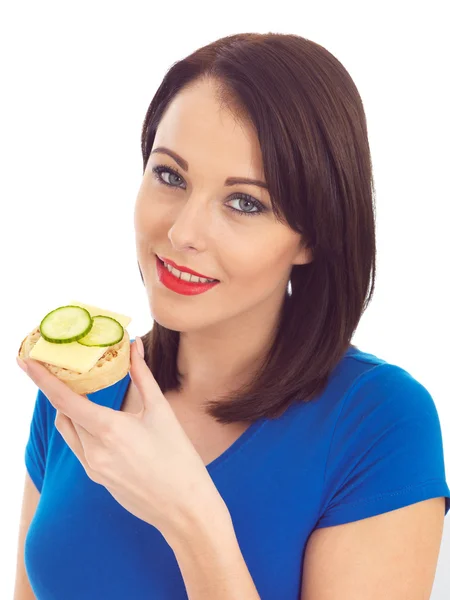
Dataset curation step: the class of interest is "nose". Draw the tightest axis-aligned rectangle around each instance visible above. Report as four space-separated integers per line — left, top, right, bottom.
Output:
168 193 212 253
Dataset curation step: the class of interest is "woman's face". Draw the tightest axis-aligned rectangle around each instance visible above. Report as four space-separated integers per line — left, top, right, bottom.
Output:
134 79 312 334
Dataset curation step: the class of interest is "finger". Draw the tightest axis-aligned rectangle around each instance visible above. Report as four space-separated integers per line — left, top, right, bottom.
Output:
21 357 116 437
71 419 95 446
129 338 165 414
55 411 88 469
56 412 101 483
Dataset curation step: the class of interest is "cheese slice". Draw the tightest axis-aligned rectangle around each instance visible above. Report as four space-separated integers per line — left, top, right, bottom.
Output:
29 300 132 373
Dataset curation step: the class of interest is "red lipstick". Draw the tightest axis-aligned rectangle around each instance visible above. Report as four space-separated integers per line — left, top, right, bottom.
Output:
158 256 217 281
156 256 220 296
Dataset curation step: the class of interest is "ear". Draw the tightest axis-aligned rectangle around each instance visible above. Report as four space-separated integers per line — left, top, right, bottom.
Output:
292 240 313 266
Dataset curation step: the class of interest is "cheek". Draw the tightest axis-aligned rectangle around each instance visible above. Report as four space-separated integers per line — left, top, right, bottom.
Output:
134 209 156 263
134 192 146 232
135 186 175 234
230 256 279 290
225 239 278 279
134 195 165 244
225 241 292 291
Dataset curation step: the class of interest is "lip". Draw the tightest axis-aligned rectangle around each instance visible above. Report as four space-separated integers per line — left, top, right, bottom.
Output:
157 255 218 281
156 255 220 296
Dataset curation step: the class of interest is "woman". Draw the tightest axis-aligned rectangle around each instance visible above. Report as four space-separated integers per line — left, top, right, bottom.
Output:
15 32 450 599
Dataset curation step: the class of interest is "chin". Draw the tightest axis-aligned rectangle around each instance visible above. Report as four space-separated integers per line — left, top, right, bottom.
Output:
150 303 218 334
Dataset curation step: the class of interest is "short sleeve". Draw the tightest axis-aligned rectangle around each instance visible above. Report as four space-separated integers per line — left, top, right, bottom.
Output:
315 364 450 529
25 388 56 493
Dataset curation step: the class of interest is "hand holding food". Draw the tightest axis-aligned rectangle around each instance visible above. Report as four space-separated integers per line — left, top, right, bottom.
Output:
17 301 132 394
16 302 225 537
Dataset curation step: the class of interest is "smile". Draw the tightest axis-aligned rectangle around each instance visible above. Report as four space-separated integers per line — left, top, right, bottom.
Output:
162 261 217 283
155 256 220 296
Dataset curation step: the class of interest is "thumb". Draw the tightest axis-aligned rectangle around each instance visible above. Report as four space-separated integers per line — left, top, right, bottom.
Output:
134 336 146 360
129 336 165 413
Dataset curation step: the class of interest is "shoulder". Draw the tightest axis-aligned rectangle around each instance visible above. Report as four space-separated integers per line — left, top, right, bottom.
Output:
301 350 449 598
338 347 438 422
313 349 449 531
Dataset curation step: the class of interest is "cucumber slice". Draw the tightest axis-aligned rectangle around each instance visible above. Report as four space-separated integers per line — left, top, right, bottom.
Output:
40 305 93 344
77 315 124 347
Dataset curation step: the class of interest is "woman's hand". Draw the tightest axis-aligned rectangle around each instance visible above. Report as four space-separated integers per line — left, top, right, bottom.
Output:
17 338 224 540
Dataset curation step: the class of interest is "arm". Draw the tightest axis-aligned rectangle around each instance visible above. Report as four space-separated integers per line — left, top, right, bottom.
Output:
14 472 39 600
301 497 446 599
163 497 260 600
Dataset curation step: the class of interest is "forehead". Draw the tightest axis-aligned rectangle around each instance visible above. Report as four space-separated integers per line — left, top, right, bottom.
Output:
153 82 265 179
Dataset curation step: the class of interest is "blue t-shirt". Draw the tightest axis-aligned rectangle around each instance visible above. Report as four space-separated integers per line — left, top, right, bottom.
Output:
24 344 450 599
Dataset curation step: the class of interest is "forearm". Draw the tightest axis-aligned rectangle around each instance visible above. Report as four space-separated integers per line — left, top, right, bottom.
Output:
165 499 261 600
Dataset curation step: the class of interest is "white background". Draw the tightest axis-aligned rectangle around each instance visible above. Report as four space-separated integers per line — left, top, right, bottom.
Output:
1 1 449 597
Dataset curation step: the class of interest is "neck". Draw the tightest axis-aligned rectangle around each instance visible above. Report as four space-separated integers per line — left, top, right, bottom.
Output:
175 296 283 406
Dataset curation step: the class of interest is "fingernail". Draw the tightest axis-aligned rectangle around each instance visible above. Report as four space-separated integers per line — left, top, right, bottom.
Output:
135 336 145 359
17 357 28 373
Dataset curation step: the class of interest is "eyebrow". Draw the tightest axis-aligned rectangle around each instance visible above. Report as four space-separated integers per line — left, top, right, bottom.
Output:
150 146 269 190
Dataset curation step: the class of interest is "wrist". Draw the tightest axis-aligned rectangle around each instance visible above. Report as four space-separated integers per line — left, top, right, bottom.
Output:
163 488 232 550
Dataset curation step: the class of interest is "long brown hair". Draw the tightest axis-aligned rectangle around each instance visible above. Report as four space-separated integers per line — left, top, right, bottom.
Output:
138 32 377 424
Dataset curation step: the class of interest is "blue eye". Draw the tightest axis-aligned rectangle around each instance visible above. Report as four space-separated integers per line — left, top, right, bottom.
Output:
153 164 184 188
151 164 267 218
225 194 264 216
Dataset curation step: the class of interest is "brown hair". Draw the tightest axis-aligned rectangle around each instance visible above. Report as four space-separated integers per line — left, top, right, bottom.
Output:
138 32 377 424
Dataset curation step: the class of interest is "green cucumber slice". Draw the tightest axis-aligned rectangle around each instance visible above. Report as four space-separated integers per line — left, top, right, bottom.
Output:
40 305 93 344
77 315 124 347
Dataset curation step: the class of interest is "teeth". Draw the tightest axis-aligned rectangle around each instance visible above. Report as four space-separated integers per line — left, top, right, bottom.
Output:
163 262 216 284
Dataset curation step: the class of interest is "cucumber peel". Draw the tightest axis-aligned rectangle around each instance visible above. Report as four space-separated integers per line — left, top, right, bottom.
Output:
39 305 125 347
77 315 124 347
40 305 93 344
